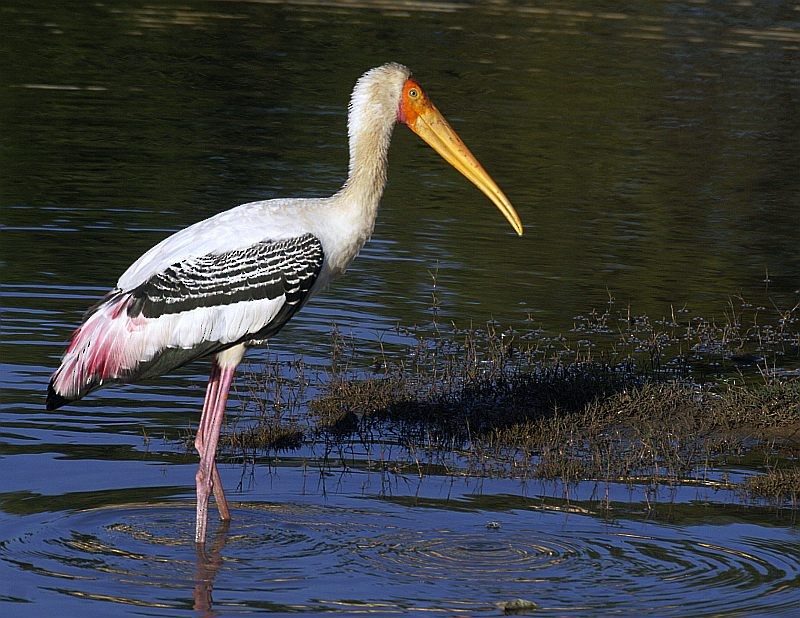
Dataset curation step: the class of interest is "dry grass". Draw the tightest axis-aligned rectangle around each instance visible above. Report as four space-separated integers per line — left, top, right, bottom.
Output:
226 292 800 505
482 380 800 486
743 467 800 504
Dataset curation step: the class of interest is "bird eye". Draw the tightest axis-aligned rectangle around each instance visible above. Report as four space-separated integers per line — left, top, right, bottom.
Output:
408 88 418 98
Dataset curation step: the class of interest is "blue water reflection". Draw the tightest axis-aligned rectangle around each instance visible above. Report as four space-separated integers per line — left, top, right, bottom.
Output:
2 0 799 614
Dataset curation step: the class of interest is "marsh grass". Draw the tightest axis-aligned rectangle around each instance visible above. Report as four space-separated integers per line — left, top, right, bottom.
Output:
219 356 306 455
228 292 800 505
743 467 800 506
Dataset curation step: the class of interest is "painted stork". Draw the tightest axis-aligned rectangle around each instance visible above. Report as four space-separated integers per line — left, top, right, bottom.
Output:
46 62 523 544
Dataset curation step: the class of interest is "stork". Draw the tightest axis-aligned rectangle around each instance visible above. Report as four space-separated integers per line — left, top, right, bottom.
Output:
46 62 523 544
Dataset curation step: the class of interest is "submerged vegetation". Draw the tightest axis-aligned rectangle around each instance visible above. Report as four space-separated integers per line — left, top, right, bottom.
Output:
221 292 800 507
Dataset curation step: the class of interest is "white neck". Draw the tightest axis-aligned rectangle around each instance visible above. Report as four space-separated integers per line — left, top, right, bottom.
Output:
338 126 393 214
337 100 397 216
314 64 410 280
335 63 410 225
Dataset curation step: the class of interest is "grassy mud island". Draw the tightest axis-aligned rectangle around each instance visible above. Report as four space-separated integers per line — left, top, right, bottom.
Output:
217 293 800 509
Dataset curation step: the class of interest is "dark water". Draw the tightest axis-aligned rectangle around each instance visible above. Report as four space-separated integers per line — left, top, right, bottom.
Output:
2 0 800 615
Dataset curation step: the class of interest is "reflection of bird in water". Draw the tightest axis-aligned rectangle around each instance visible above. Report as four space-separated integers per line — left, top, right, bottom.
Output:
46 62 523 544
193 519 230 615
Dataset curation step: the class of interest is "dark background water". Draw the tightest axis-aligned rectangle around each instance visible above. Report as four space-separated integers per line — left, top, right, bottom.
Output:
1 1 799 615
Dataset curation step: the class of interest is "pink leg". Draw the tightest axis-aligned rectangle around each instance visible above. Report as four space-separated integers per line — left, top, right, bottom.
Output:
197 365 231 522
195 360 237 544
211 465 230 521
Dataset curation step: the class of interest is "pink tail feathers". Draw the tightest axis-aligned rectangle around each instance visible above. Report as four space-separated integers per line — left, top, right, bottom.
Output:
47 294 137 410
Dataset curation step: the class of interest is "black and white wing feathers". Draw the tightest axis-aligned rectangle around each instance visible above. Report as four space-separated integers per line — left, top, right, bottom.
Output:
49 234 325 403
128 234 323 322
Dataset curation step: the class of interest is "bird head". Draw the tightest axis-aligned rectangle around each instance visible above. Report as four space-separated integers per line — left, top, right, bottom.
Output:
397 76 523 236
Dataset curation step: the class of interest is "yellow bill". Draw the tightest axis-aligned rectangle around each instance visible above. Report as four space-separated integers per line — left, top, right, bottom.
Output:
399 78 523 236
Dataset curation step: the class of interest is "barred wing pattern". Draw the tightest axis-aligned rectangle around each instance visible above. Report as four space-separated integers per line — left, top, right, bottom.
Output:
47 234 324 408
127 234 324 319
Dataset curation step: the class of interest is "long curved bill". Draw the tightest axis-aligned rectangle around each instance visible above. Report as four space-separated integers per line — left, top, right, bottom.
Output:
400 79 523 236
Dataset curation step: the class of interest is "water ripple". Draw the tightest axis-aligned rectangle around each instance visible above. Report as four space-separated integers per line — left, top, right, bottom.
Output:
345 523 800 614
352 530 574 582
2 503 798 615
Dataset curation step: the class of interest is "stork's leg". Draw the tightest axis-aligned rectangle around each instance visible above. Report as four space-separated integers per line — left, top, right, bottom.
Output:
194 347 243 544
197 364 231 522
211 462 230 521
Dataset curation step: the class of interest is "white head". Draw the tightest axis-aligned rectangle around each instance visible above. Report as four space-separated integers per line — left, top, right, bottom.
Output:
347 62 411 145
344 62 523 236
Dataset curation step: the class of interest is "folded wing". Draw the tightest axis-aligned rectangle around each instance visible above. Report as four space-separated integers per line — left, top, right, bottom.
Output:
47 234 324 409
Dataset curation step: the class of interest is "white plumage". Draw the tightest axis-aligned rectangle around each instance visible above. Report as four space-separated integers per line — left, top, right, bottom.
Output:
47 62 522 544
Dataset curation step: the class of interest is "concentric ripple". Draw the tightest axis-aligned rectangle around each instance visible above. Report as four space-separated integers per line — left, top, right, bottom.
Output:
352 530 576 582
344 520 800 615
0 502 351 614
1 502 800 615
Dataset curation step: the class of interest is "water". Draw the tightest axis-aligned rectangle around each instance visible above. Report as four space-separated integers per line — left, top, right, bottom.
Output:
2 0 799 614
3 475 800 616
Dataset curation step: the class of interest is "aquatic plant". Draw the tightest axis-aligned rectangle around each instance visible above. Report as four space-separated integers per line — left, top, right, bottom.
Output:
228 292 800 506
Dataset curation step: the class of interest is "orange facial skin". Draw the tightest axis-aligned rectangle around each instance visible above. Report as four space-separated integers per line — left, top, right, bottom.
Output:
397 77 523 236
397 78 427 126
